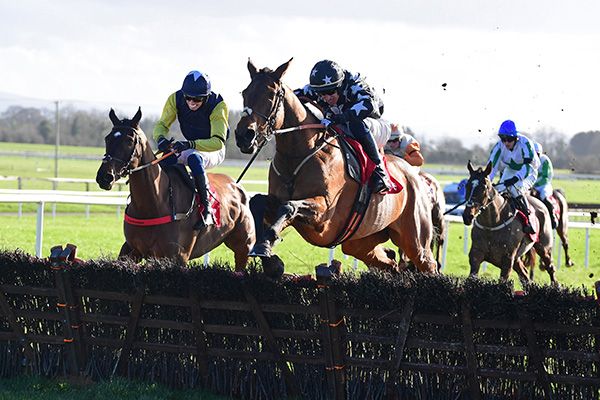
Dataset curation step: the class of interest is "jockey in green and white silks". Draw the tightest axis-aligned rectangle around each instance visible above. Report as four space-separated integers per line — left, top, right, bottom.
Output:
533 141 558 229
487 120 540 233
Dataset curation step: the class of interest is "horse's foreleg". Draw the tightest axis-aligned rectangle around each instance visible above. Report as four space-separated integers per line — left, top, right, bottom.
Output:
557 227 574 267
468 250 484 277
342 231 397 272
250 199 302 257
118 242 142 262
513 258 531 286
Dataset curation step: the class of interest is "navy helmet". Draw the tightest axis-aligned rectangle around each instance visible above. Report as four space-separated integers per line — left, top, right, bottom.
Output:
309 60 344 93
181 71 211 97
498 119 518 138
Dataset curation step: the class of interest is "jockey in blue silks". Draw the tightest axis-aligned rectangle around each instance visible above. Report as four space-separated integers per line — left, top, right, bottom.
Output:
153 71 229 229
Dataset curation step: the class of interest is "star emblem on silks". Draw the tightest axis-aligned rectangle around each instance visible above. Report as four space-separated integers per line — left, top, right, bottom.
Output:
311 68 318 77
350 84 362 95
350 101 368 116
322 75 333 84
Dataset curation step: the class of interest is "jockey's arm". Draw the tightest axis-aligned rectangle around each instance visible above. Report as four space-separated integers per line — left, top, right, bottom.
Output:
342 89 376 121
153 93 178 143
487 142 503 181
189 101 228 152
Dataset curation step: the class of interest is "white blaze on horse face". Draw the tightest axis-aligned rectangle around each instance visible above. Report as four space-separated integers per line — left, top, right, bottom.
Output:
113 131 122 138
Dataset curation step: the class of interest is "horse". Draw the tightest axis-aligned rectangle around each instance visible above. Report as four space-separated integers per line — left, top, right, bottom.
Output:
462 161 557 284
95 108 255 270
532 188 574 267
234 58 437 274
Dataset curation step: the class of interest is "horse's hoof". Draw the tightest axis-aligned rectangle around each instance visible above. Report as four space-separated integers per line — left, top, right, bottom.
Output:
249 243 272 258
261 255 284 279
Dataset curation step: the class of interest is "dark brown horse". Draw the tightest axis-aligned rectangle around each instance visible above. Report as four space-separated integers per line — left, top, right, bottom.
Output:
95 108 255 270
234 59 437 274
532 188 574 267
420 171 446 267
462 161 556 284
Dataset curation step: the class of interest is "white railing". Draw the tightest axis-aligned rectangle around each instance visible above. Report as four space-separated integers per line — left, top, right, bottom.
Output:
0 191 598 269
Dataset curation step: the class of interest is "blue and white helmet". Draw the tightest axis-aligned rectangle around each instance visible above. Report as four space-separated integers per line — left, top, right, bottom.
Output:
181 71 211 97
533 141 543 155
498 119 518 138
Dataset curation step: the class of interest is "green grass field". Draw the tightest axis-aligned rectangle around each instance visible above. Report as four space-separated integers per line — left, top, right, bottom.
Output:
1 142 599 291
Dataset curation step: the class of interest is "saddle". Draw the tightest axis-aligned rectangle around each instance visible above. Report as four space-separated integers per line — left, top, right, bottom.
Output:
508 197 540 242
164 164 221 227
547 194 561 222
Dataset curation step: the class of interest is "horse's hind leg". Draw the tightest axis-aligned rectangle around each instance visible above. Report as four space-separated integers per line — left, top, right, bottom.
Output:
557 225 574 267
534 243 558 284
341 231 397 272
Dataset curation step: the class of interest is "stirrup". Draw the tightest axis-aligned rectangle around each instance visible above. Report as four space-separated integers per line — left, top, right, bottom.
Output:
193 212 214 230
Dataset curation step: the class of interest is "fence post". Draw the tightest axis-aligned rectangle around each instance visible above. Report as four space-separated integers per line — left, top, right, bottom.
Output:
387 297 415 399
460 299 481 400
52 245 87 376
317 271 346 400
242 284 300 397
189 291 210 387
517 309 554 399
115 285 146 376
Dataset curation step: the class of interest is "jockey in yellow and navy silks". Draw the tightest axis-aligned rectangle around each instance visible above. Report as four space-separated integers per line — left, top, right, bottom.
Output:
294 60 392 193
533 141 558 229
487 119 540 234
153 70 229 229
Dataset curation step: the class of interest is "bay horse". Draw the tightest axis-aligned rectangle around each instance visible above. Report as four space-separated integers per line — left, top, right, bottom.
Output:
533 188 574 267
420 172 446 268
234 58 437 274
462 161 557 284
95 108 255 270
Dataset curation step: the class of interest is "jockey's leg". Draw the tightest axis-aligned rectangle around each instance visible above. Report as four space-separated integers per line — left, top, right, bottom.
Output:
508 183 534 234
350 119 392 193
188 153 213 229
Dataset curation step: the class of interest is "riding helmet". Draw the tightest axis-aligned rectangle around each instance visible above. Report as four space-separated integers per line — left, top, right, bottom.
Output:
181 71 211 97
309 60 344 93
498 119 518 137
533 141 543 155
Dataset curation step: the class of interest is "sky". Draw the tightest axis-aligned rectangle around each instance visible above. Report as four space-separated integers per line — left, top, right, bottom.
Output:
1 0 600 148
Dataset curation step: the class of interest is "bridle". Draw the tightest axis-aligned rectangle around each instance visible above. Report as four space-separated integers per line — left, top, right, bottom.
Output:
101 125 142 178
241 82 286 142
465 178 496 216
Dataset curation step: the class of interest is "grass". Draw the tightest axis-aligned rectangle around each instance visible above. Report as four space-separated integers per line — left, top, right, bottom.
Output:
0 376 228 400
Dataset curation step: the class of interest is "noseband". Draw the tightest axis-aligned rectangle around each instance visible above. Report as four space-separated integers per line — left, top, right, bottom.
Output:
465 179 495 215
242 84 286 141
101 126 141 178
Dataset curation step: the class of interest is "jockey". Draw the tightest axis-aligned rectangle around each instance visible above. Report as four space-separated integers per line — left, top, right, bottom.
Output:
295 60 392 193
153 70 229 229
487 119 540 234
384 124 424 169
533 141 558 229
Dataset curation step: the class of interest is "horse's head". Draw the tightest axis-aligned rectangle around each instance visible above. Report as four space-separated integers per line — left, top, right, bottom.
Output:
96 107 145 190
234 58 292 154
462 160 495 225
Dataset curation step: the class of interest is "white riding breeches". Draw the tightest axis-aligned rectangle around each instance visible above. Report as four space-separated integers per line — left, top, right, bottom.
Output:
178 147 226 170
365 118 392 147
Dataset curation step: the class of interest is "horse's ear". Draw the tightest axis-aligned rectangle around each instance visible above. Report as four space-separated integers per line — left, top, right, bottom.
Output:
467 160 474 174
131 107 142 127
247 58 258 79
483 161 493 176
273 57 293 81
109 108 120 126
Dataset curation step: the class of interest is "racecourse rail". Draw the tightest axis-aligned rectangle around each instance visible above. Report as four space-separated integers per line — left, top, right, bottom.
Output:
0 189 598 270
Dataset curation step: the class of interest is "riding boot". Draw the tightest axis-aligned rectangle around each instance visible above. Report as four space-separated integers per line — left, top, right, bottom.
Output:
515 195 535 234
193 173 214 230
357 134 392 193
543 198 558 229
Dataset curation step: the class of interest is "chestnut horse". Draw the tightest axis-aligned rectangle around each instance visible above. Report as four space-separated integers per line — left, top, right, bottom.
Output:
234 59 437 274
420 172 446 267
95 108 255 270
462 161 557 284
